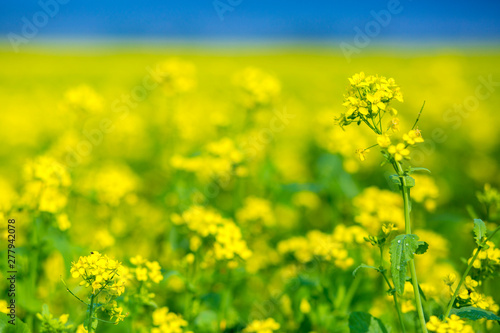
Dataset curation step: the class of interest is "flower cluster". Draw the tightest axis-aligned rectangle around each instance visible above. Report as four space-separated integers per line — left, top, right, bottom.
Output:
233 67 281 109
128 255 164 284
63 84 104 114
243 318 280 333
277 225 361 269
101 300 127 324
470 240 500 271
37 305 73 333
172 206 252 267
337 73 425 163
411 175 440 211
151 307 191 333
477 183 500 218
152 58 197 96
171 137 246 183
426 315 474 333
338 72 402 129
236 196 276 229
70 251 126 296
353 187 405 234
22 156 72 221
292 191 321 210
79 164 138 206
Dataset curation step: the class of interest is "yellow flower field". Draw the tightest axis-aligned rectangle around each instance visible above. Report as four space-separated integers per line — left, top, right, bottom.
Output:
1 45 500 332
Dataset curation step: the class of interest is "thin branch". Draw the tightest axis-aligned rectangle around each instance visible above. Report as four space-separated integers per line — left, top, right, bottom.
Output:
60 276 88 306
411 101 426 130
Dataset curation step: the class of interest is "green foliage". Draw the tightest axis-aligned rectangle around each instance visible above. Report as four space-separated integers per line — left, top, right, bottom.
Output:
352 264 379 277
348 312 388 333
37 304 73 333
390 234 426 295
473 219 487 246
0 313 31 333
415 242 429 255
388 175 415 188
407 167 431 174
450 306 500 321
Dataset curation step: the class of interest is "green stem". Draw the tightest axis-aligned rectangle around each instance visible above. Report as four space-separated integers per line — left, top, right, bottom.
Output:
88 293 96 333
444 225 500 319
380 270 406 333
396 162 428 332
443 247 480 319
340 275 361 313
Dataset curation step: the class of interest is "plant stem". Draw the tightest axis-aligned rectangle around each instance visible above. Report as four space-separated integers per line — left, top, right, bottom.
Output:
88 293 96 333
444 226 500 319
340 275 361 313
380 270 406 333
396 162 428 332
443 246 480 319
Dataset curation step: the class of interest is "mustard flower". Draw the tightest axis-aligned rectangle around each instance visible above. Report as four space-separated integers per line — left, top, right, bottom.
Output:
377 135 391 148
151 307 189 333
243 318 280 333
388 143 410 161
355 148 369 161
70 251 125 296
403 129 424 145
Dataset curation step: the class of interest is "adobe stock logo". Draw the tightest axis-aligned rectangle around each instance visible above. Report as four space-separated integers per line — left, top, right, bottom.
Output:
340 0 410 63
7 0 70 53
213 0 243 21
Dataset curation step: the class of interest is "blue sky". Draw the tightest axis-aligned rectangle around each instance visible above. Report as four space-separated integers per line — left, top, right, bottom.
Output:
1 0 500 41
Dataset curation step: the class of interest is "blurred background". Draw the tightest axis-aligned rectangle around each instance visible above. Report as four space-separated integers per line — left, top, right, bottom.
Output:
1 1 500 332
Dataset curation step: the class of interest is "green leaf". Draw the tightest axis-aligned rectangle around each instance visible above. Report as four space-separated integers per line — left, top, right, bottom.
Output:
390 234 423 295
348 312 388 333
403 176 415 188
389 174 401 186
352 264 379 277
415 241 429 255
473 219 487 246
0 313 31 333
450 306 500 321
408 167 431 174
194 310 219 332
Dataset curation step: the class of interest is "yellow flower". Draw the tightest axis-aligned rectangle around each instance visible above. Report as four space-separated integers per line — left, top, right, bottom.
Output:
153 58 197 96
243 318 280 333
300 298 311 314
387 117 400 132
382 223 398 235
401 300 416 313
355 148 369 161
457 286 470 300
70 251 125 295
464 276 478 290
76 324 88 333
471 292 490 309
443 273 456 286
377 135 391 148
152 307 188 333
56 214 71 231
427 315 474 333
233 67 281 108
338 73 403 129
403 129 424 145
388 143 410 161
348 72 366 86
0 300 9 314
426 316 442 331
